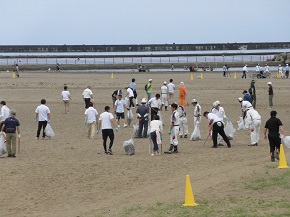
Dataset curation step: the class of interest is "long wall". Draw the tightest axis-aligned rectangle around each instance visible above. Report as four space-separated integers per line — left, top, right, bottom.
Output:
0 42 290 53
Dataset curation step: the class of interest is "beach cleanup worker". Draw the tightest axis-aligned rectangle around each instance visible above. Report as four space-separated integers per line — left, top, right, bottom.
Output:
145 79 153 100
125 86 135 108
114 94 128 128
285 64 289 79
178 105 188 138
1 109 20 158
164 103 180 154
35 99 50 140
192 99 201 128
203 111 231 148
82 86 93 109
129 78 138 106
61 85 71 114
149 115 163 156
111 89 122 108
242 64 248 79
245 108 261 146
278 64 284 78
167 79 175 106
267 82 273 109
249 80 256 109
238 97 253 119
264 111 286 162
0 101 11 134
160 81 168 111
148 94 162 121
179 82 186 106
136 98 150 138
84 102 98 139
98 106 118 155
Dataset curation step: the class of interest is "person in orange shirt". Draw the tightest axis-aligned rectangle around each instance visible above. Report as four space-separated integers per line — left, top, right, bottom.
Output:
179 82 186 106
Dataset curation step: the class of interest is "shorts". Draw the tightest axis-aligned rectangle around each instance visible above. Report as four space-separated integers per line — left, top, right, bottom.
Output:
63 100 69 103
116 112 125 119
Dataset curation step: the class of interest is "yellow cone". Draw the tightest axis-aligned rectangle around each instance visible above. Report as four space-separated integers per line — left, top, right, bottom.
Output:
276 72 280 78
190 73 194 80
12 72 16 78
234 72 237 79
111 73 114 78
200 73 203 79
278 144 289 169
182 175 198 207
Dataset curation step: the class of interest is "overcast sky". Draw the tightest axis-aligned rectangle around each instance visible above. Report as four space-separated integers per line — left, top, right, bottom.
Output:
1 0 289 45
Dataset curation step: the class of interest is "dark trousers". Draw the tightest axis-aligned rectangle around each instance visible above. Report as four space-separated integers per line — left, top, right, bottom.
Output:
150 107 158 121
251 95 256 108
37 121 48 138
133 90 137 99
138 119 148 138
150 131 159 151
129 96 135 108
102 129 114 152
212 122 231 147
268 133 281 153
242 71 246 79
84 98 90 109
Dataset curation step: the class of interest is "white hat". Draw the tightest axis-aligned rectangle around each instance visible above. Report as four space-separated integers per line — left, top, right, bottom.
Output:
180 82 184 86
148 79 153 82
267 82 272 85
213 101 220 107
163 81 167 85
279 64 281 66
141 98 147 103
238 97 243 102
191 99 197 103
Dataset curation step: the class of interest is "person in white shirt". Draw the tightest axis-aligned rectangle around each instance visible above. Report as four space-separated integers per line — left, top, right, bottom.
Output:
178 105 188 138
264 64 270 73
160 81 168 111
125 86 135 108
191 99 201 128
148 94 162 121
255 64 260 72
149 115 163 155
238 97 253 119
98 106 118 155
167 79 175 106
84 102 98 139
35 99 51 140
114 95 128 128
0 101 10 136
245 108 261 146
82 86 93 109
203 111 231 148
242 64 248 79
278 64 284 78
61 86 71 114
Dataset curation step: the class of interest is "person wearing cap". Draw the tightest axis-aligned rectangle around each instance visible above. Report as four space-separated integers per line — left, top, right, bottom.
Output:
249 80 256 109
179 82 186 106
285 64 289 79
211 101 229 146
160 81 168 111
164 103 180 154
178 105 188 138
191 99 201 128
203 111 231 148
264 64 270 73
242 64 248 79
129 78 139 106
148 94 162 121
264 111 286 162
35 99 51 140
167 79 175 106
267 82 273 109
125 86 135 108
145 79 153 100
114 94 128 128
84 102 99 139
61 86 71 114
238 97 253 119
278 64 284 78
245 108 261 146
82 86 93 109
243 90 252 103
136 98 150 138
1 109 20 158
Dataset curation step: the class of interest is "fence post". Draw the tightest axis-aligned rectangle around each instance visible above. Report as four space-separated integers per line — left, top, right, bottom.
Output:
187 56 188 63
94 58 96 64
27 58 28 64
141 57 142 64
66 59 67 64
104 58 105 64
205 57 206 62
160 57 161 63
169 57 170 63
178 57 179 63
113 57 114 64
251 56 252 62
123 57 124 64
85 58 86 64
6 59 8 65
214 56 215 62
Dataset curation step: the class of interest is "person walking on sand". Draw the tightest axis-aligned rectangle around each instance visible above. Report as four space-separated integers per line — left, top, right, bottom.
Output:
160 81 168 111
129 78 138 106
145 79 153 100
223 64 227 77
264 111 286 162
278 64 284 78
191 99 201 128
125 86 135 108
114 94 128 128
98 106 118 155
167 79 175 106
242 64 248 79
149 115 163 156
1 109 20 158
82 86 93 109
286 64 289 79
0 101 10 123
178 105 188 138
267 82 273 109
243 90 252 104
35 99 50 140
249 80 256 109
84 102 98 139
171 64 174 71
179 82 186 106
61 86 71 114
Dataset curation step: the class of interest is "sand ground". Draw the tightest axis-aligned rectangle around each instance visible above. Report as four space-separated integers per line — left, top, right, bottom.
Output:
0 70 289 217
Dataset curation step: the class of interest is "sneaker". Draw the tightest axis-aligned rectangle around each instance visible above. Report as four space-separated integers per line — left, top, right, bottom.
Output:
164 151 172 154
108 149 113 155
7 154 12 158
104 151 108 155
248 143 257 146
136 104 140 106
35 137 39 140
211 145 218 148
11 154 16 158
271 158 275 162
124 124 128 128
184 134 188 138
218 144 224 146
180 135 183 138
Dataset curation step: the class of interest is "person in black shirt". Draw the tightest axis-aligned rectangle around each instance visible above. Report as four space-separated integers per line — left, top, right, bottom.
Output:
264 111 286 162
249 80 256 108
136 98 149 138
267 82 273 109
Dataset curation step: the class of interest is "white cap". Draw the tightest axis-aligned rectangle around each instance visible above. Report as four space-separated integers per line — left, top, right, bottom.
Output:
141 98 147 103
163 81 167 85
279 64 281 66
238 97 243 102
267 82 272 85
180 81 184 86
191 99 197 103
213 101 220 107
148 79 153 82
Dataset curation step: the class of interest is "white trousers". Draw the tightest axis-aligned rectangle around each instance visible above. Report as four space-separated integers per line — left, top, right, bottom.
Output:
168 92 174 105
250 119 261 145
161 94 168 106
170 126 179 146
179 117 188 136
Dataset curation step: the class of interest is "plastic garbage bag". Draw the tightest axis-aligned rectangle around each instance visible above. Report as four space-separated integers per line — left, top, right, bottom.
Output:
44 124 55 137
281 135 290 149
132 123 139 138
237 117 245 130
127 109 133 125
225 120 236 140
190 122 201 141
0 134 7 156
123 138 135 156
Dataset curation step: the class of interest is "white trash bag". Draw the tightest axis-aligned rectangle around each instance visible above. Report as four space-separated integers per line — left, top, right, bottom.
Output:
281 135 290 149
132 123 139 138
127 109 133 126
0 134 7 156
237 117 245 130
190 122 201 141
123 138 135 156
225 121 236 140
44 124 55 137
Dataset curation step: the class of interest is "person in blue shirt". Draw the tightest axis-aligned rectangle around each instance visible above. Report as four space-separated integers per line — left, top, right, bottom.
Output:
285 64 289 79
243 90 252 103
